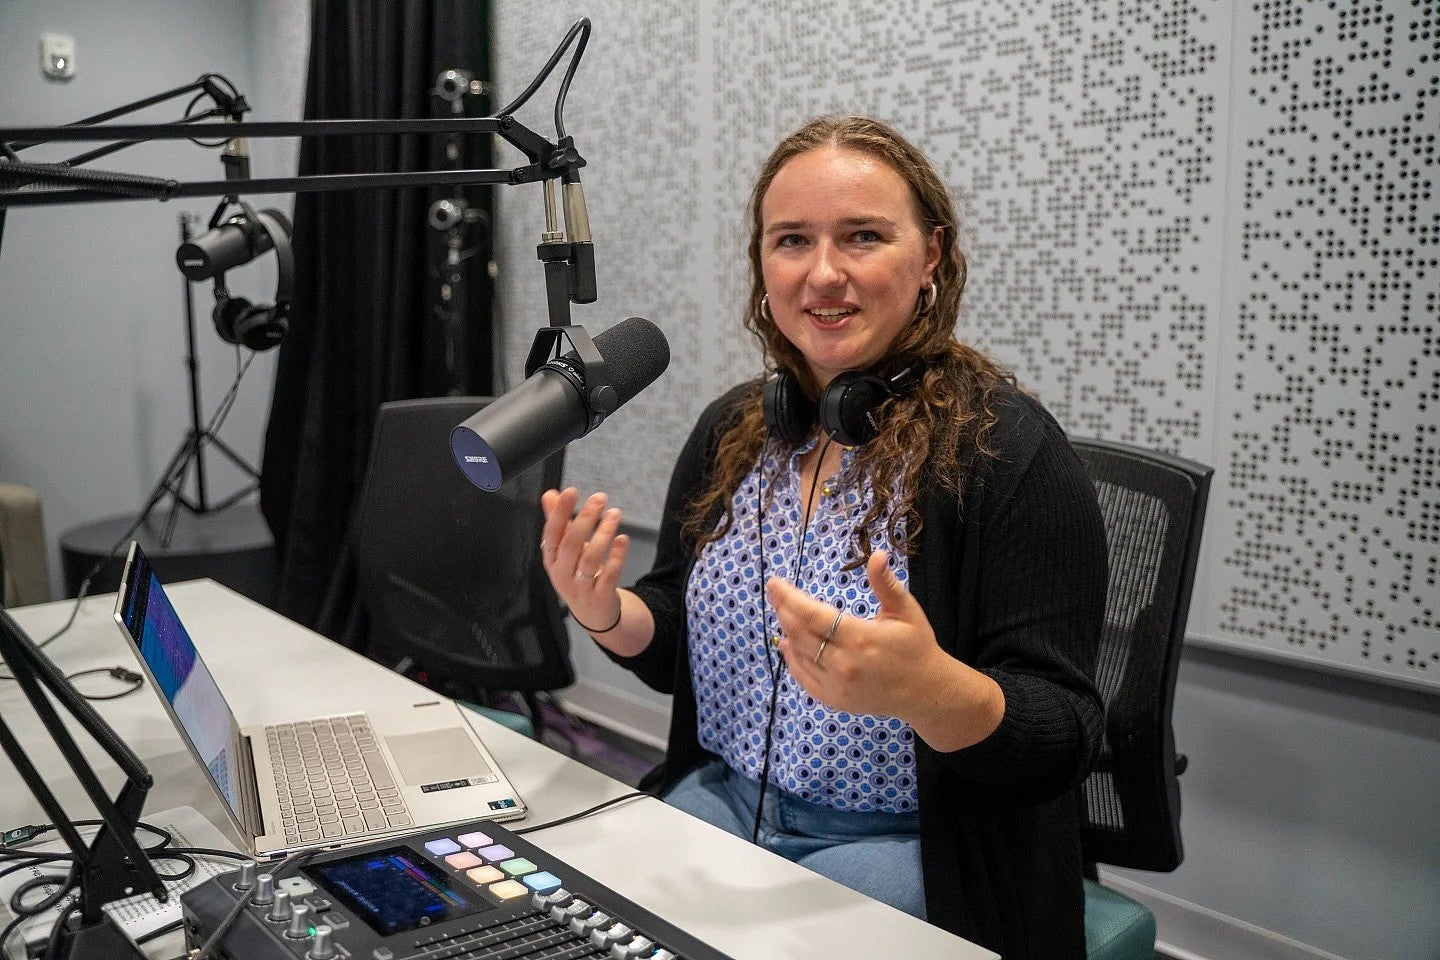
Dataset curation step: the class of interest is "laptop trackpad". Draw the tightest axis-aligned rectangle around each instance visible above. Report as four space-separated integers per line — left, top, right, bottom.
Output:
386 728 493 784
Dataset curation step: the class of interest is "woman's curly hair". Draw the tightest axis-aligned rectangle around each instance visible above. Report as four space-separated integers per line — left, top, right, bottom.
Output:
683 116 1014 565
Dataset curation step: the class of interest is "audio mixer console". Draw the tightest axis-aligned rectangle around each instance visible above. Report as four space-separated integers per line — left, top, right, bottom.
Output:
182 817 732 960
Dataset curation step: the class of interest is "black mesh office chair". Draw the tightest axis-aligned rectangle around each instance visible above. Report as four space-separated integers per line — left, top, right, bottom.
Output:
352 397 575 741
1069 437 1212 960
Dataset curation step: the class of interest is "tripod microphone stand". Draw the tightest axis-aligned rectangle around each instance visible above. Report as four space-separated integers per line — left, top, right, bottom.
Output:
46 207 271 601
3 74 276 598
151 210 261 546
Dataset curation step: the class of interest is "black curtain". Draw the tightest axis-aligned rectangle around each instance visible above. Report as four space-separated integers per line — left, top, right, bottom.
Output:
260 0 495 633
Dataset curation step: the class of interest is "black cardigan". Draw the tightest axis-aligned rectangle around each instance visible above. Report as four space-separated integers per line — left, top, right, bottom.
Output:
609 380 1108 959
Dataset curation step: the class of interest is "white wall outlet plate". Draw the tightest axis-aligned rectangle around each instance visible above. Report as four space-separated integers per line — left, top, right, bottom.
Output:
40 33 76 80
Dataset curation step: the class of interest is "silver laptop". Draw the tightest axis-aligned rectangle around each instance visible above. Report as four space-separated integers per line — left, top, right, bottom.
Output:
113 541 526 860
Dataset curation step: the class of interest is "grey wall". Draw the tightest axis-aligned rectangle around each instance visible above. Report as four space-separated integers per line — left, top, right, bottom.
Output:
492 3 1440 958
0 0 308 594
1136 644 1440 959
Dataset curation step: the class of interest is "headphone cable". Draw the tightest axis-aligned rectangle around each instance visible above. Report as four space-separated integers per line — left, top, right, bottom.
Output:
751 434 832 844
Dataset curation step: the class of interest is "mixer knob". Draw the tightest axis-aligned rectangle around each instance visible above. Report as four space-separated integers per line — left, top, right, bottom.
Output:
233 861 257 891
268 890 293 922
307 924 337 960
286 903 313 940
252 873 275 906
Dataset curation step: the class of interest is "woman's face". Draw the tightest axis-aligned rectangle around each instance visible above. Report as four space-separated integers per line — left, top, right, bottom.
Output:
760 146 941 388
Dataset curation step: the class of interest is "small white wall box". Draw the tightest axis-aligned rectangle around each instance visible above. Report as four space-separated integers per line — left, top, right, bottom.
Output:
41 33 76 79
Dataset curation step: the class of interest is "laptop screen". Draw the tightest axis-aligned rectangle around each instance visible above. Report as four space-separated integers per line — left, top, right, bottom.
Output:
117 543 243 820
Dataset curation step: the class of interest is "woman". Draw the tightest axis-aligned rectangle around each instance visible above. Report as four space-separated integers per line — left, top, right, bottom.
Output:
539 115 1107 959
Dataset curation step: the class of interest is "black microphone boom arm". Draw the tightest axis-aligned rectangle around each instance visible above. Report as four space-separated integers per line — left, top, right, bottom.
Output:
0 608 163 958
0 115 580 200
1 114 596 324
2 17 601 319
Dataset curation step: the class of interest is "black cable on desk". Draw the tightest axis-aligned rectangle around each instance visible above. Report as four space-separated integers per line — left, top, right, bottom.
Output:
163 847 249 864
135 917 184 946
62 665 144 701
511 790 653 836
0 911 27 959
0 586 90 673
0 819 174 856
39 902 79 960
0 820 248 960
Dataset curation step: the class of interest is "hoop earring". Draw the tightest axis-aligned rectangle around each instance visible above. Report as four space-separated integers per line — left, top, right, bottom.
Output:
916 278 940 317
760 294 774 323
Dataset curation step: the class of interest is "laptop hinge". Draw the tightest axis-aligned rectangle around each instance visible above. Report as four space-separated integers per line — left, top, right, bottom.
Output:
239 733 266 839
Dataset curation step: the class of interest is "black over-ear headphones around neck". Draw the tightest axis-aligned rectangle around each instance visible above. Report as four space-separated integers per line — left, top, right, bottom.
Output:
751 361 923 841
762 360 926 447
209 198 294 351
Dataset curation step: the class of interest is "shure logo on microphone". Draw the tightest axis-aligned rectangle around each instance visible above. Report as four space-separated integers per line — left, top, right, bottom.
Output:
464 455 490 464
182 258 205 267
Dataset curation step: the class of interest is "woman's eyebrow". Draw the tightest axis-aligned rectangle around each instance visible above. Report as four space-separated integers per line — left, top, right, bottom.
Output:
763 215 898 234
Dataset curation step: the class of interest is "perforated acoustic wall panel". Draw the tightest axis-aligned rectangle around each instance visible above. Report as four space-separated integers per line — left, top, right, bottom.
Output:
1212 0 1438 685
493 1 1439 690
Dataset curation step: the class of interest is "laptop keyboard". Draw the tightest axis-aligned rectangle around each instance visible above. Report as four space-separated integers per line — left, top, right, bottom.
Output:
265 714 413 845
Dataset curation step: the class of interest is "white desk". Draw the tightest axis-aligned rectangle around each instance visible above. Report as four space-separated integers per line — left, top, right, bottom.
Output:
1 582 995 959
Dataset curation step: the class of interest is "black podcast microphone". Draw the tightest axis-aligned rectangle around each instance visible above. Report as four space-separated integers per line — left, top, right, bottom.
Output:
451 316 669 491
175 208 292 281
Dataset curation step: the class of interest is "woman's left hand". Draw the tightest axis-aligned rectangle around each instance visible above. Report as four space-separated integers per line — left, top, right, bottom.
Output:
769 550 1005 751
767 550 949 720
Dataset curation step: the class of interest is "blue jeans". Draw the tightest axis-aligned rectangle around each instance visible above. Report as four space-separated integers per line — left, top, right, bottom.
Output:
662 759 926 920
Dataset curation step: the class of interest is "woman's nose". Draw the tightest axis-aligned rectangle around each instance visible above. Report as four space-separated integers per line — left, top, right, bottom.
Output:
808 241 847 289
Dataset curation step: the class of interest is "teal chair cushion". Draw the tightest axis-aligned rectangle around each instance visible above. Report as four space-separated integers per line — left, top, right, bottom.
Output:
459 701 535 740
1084 879 1156 960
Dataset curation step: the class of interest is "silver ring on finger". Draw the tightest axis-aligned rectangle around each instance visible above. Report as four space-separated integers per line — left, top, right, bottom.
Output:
813 638 829 667
821 608 844 641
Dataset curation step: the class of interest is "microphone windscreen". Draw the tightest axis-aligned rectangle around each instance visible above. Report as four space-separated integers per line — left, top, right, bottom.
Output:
578 316 670 405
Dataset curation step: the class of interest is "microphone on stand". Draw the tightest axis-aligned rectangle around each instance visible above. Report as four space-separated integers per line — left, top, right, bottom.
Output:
175 207 291 281
451 316 669 491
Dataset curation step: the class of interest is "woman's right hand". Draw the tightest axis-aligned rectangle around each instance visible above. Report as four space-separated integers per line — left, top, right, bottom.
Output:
539 486 629 635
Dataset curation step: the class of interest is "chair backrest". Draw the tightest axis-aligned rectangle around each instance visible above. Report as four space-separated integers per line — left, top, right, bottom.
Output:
1070 437 1212 873
352 397 574 695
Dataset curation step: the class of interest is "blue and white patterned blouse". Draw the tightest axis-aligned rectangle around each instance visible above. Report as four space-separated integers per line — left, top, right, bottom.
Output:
684 435 919 813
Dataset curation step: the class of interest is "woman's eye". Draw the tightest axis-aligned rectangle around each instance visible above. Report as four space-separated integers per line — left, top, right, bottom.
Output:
853 229 882 243
776 234 806 248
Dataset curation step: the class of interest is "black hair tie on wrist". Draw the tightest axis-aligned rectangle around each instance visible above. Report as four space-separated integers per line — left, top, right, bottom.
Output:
571 606 622 634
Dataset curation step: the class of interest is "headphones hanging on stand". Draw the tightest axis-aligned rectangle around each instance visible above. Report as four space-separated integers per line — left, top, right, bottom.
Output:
207 198 294 351
762 359 926 446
